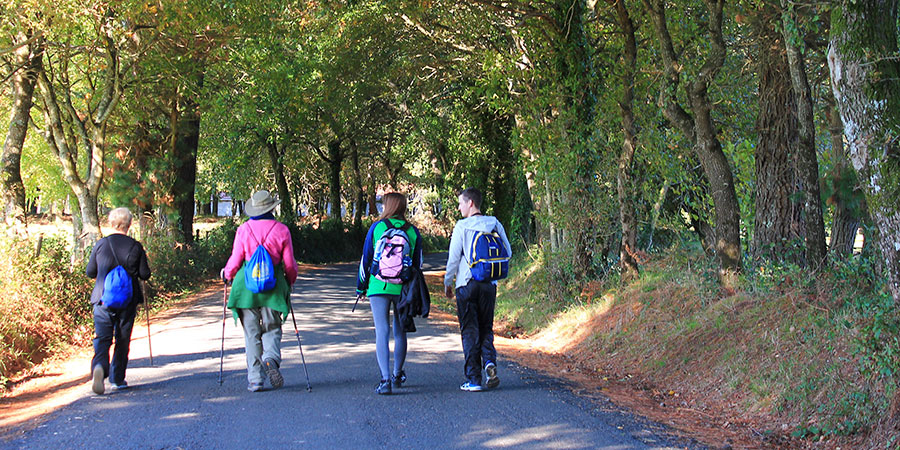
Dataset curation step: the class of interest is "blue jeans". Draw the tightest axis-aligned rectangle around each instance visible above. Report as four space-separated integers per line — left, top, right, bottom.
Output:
91 303 138 384
455 280 497 384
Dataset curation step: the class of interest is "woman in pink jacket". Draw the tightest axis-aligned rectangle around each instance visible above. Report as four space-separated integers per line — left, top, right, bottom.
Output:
221 190 298 392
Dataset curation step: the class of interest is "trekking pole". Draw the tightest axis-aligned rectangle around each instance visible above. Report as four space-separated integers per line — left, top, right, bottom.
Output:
142 281 153 366
141 282 153 367
218 280 228 386
287 287 312 392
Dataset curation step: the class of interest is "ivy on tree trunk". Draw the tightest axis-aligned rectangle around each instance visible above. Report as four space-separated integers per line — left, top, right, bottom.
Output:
1 31 40 230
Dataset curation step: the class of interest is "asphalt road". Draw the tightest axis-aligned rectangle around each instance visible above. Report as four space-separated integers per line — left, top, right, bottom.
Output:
2 255 699 449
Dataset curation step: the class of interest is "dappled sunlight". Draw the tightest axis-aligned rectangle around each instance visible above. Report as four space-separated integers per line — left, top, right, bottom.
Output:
161 412 200 420
202 396 240 404
529 295 617 354
458 422 631 449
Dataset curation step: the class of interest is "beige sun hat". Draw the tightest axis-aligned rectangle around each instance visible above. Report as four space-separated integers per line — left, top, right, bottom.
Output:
245 190 281 217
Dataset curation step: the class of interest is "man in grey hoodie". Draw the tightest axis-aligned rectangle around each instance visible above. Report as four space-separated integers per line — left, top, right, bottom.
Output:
444 188 513 392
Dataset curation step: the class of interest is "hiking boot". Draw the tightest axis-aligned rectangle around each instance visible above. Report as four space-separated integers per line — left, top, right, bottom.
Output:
459 381 483 392
375 379 392 395
391 370 407 388
484 362 500 389
91 366 105 395
264 358 283 390
248 382 264 392
110 381 130 391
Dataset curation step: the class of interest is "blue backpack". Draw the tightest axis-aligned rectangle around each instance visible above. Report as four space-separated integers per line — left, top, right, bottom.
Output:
244 224 277 293
101 241 135 309
468 231 510 282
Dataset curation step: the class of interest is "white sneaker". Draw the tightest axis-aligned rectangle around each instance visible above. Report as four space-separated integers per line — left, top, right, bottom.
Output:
485 362 500 389
91 366 105 395
460 381 484 392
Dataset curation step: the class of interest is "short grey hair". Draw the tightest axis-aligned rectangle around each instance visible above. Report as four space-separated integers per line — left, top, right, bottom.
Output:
108 207 133 232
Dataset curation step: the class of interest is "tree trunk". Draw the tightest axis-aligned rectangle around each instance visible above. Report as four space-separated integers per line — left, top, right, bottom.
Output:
349 139 364 227
172 96 199 243
265 141 293 222
553 0 599 280
829 0 900 303
825 100 862 259
782 2 827 267
610 0 639 280
327 140 343 222
647 180 671 251
367 171 377 216
684 198 717 257
383 125 401 191
688 5 742 277
75 189 100 245
752 12 801 263
2 31 41 229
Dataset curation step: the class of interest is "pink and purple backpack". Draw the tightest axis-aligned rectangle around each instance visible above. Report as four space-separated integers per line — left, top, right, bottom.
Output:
371 220 413 284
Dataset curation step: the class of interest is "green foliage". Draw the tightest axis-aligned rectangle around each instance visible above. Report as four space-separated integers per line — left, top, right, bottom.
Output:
142 220 238 296
0 234 93 384
290 219 365 264
494 246 572 332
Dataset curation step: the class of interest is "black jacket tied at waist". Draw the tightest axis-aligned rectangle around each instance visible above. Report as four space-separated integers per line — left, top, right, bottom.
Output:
397 266 431 332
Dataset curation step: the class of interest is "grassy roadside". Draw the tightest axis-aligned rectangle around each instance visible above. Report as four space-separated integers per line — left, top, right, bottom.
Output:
486 247 897 448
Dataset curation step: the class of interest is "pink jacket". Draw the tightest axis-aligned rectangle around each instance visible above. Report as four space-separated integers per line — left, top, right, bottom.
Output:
223 219 298 285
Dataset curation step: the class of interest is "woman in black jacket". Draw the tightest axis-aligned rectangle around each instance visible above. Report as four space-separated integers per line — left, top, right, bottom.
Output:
85 207 151 395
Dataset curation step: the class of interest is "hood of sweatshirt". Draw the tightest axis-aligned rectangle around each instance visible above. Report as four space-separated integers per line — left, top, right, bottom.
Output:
457 214 501 233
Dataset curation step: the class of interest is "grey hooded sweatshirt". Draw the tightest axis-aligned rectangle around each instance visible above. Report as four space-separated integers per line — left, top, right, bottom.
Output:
444 214 513 290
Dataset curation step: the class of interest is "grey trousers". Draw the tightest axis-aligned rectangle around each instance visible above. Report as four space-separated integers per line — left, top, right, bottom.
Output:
238 307 283 384
369 295 407 381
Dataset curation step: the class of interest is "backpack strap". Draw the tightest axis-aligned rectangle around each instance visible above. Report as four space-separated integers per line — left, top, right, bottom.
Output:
108 238 137 273
382 218 411 233
109 239 122 267
245 221 278 253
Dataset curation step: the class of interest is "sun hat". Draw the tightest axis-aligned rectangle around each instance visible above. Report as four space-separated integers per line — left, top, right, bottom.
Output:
245 190 281 217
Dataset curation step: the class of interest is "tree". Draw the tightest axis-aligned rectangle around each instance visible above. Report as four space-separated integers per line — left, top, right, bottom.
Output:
750 3 801 264
1 30 41 229
781 0 826 267
606 0 640 280
824 95 865 259
643 0 743 282
828 1 900 305
32 3 153 250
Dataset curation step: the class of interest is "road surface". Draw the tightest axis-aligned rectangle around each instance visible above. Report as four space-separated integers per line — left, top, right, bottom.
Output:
2 256 698 449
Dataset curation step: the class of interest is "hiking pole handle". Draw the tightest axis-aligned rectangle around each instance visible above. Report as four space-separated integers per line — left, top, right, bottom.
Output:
352 293 365 312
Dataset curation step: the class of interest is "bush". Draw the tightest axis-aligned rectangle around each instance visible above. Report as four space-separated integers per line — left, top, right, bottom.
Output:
0 234 93 385
290 219 365 264
141 219 238 299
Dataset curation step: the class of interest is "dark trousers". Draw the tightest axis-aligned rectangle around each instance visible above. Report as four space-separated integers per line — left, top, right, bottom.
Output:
456 280 497 384
91 303 138 384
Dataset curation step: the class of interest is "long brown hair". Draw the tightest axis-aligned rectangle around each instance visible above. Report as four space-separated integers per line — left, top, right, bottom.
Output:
379 192 408 220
